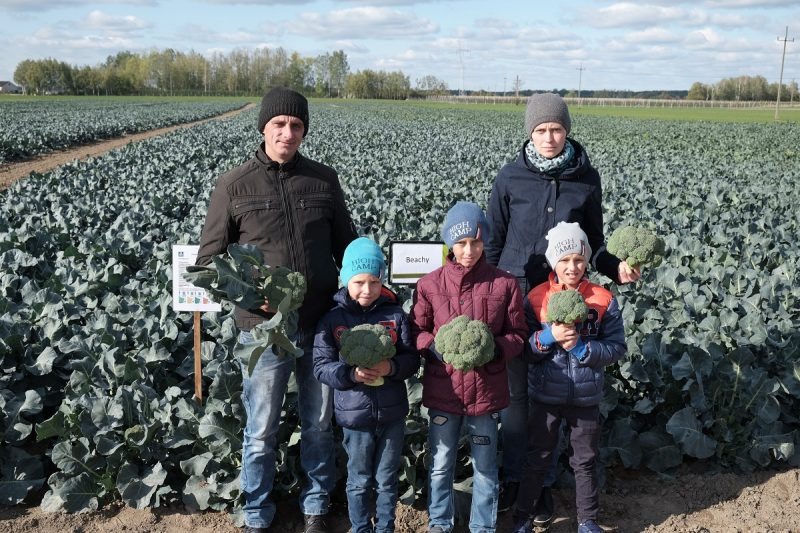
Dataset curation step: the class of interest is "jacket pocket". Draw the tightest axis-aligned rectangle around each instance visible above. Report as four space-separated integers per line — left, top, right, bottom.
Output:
296 192 334 211
231 196 280 216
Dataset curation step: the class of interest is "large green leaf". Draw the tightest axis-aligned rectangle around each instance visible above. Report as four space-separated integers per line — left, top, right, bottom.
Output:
665 407 717 459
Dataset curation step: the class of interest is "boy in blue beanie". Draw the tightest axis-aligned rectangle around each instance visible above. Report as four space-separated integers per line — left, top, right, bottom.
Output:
313 237 420 533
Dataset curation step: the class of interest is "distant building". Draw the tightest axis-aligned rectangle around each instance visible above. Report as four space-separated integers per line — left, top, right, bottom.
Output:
0 81 23 94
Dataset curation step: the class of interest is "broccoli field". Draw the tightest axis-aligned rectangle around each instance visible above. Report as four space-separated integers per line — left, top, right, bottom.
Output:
0 99 798 518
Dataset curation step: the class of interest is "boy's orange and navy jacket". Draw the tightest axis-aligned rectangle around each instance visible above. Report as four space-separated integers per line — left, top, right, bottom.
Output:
524 273 626 407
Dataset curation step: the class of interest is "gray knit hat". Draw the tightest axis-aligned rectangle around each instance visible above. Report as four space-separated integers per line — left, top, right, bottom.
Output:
257 87 309 137
545 221 592 269
524 93 571 137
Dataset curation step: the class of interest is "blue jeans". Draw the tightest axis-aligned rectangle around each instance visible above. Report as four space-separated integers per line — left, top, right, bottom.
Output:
238 329 335 529
427 409 500 533
342 420 405 533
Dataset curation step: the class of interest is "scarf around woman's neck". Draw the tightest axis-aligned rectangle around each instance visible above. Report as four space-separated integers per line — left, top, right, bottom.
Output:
525 138 576 176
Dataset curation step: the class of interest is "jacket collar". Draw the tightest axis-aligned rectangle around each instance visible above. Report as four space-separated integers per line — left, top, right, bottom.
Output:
517 138 589 180
443 252 489 281
255 143 301 171
548 271 591 293
333 285 398 313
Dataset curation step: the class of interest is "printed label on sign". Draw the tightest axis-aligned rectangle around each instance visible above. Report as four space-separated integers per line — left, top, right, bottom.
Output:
389 241 448 285
172 245 222 312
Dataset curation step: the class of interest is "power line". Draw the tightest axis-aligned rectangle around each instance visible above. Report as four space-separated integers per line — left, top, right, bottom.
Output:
775 26 794 120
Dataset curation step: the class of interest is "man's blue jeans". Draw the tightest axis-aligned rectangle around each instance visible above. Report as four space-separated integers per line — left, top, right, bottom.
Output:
342 420 405 533
427 409 500 533
238 329 335 529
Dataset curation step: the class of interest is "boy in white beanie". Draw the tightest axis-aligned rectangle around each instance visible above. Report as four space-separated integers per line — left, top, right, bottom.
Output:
512 222 627 533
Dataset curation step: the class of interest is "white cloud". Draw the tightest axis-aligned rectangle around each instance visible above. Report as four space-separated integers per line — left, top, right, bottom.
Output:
81 10 150 33
292 7 438 40
0 0 156 11
705 0 798 7
623 27 681 45
19 26 136 50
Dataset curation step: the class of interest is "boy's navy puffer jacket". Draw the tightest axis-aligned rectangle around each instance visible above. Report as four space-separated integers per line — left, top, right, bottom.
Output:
313 286 420 429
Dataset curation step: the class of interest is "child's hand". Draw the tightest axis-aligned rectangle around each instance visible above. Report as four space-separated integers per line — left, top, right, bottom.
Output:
618 261 641 284
551 322 579 350
354 360 391 383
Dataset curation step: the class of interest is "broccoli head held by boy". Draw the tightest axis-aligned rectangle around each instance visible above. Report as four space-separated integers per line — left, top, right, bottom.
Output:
339 324 396 386
607 226 666 269
434 315 496 372
546 289 589 324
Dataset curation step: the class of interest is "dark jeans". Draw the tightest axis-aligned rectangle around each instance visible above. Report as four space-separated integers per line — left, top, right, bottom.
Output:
515 401 601 524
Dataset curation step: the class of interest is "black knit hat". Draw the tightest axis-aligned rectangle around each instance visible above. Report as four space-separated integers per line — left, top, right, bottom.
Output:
257 87 309 137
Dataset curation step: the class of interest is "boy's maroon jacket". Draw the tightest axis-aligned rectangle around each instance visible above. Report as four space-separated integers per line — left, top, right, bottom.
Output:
410 254 527 416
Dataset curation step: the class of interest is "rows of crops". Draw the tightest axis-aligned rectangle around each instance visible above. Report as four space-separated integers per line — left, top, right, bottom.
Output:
0 101 798 517
0 98 249 163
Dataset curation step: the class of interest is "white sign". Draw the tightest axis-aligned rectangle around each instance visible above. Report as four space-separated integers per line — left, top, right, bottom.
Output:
172 245 222 312
389 241 448 285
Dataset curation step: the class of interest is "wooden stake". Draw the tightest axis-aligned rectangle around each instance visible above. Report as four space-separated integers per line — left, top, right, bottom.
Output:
194 310 203 404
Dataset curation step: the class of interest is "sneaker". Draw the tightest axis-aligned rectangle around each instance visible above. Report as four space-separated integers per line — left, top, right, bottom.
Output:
498 480 520 512
577 519 604 533
427 527 446 533
243 527 271 533
532 486 554 528
304 514 330 533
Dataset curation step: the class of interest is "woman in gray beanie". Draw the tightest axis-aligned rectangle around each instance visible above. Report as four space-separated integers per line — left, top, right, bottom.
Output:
484 92 640 530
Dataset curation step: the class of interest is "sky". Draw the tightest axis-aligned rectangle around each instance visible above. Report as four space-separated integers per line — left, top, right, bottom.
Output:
0 0 798 92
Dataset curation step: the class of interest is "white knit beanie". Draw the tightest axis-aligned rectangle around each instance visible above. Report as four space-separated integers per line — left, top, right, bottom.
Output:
545 221 591 268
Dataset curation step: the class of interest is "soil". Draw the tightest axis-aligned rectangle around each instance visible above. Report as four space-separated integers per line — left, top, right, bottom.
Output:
2 106 799 532
1 466 798 532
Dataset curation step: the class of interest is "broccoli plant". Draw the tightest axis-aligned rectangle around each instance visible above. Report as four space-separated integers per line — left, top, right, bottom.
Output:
183 243 307 375
339 324 396 386
607 226 667 268
546 289 588 324
434 315 495 372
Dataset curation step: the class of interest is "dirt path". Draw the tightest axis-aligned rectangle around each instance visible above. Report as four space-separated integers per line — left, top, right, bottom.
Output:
0 102 255 190
1 467 797 532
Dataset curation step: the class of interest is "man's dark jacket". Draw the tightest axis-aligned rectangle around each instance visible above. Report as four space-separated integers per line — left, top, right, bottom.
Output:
196 144 357 332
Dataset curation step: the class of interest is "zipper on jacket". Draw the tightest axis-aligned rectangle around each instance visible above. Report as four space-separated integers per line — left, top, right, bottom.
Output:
276 166 299 271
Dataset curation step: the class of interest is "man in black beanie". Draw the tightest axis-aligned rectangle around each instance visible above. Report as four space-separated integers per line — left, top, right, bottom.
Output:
197 87 357 533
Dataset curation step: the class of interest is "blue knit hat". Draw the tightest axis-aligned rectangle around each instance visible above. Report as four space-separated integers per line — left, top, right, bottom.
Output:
340 237 386 286
441 201 490 249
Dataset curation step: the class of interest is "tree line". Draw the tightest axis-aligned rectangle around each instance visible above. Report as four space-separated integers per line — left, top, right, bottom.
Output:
12 48 437 100
687 75 798 102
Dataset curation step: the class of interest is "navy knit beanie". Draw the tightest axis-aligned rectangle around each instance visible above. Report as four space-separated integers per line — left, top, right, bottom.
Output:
340 237 386 287
524 93 571 137
441 201 490 249
257 87 309 137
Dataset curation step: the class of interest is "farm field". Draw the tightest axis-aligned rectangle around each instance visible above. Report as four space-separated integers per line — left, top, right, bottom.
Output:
0 96 250 163
0 98 798 531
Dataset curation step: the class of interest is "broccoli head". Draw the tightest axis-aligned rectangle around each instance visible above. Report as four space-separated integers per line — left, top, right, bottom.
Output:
607 226 666 269
340 323 396 386
546 289 588 324
434 315 495 372
259 266 307 312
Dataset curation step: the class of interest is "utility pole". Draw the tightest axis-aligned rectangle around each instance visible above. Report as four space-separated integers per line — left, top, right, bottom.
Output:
503 77 506 97
576 63 586 98
775 26 794 120
457 41 470 96
513 75 522 103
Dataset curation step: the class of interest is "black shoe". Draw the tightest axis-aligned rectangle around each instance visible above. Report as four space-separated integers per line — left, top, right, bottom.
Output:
532 486 554 529
498 480 520 513
304 514 330 533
